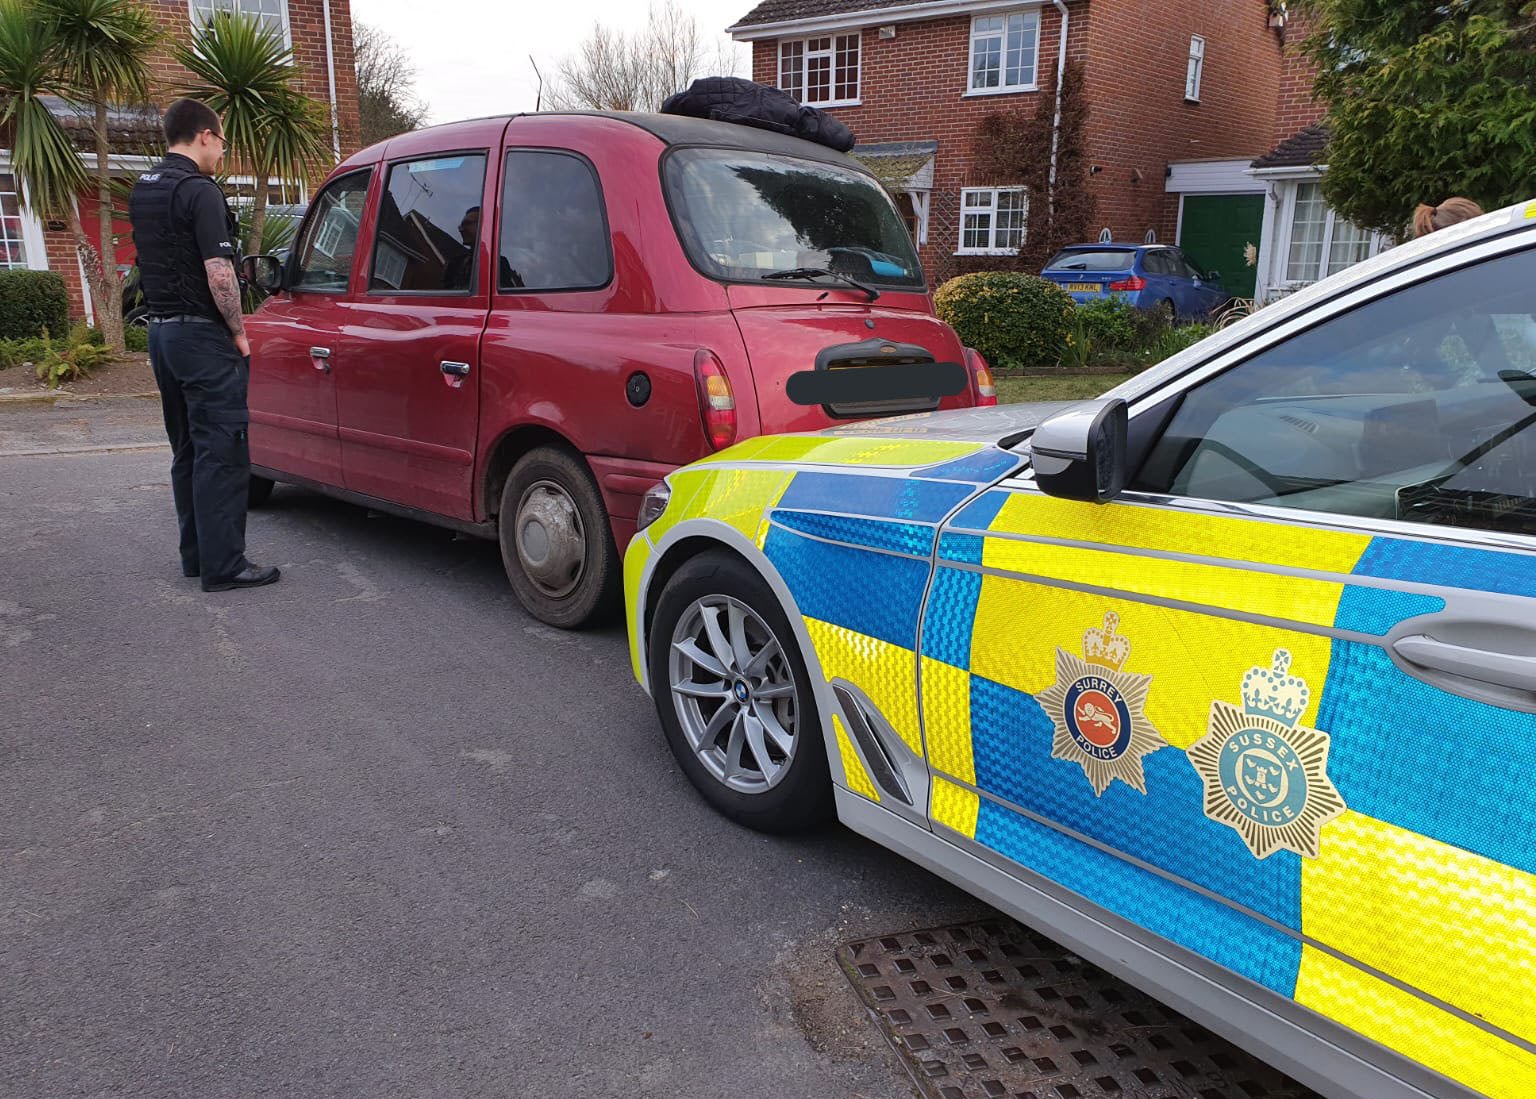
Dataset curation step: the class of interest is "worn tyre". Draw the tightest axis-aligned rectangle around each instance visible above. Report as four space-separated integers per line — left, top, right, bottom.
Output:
248 474 275 508
648 551 832 834
498 445 620 629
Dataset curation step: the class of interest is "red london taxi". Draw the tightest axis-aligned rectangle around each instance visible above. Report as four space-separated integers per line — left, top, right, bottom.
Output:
243 111 992 627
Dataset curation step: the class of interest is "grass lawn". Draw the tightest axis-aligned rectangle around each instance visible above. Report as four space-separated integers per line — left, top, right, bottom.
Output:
995 373 1138 404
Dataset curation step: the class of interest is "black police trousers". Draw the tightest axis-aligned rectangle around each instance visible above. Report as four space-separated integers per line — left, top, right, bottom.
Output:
148 318 251 583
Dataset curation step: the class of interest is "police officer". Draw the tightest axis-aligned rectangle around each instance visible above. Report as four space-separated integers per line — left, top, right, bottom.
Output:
130 98 279 592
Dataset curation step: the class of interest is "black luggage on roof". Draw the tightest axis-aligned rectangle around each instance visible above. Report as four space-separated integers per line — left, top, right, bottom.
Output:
660 77 856 154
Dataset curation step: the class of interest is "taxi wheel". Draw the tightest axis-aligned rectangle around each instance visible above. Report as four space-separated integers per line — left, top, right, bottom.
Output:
649 552 832 834
499 446 620 629
248 475 275 508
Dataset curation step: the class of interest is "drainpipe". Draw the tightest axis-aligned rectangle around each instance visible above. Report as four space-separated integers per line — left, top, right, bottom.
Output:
1047 0 1070 220
321 0 342 163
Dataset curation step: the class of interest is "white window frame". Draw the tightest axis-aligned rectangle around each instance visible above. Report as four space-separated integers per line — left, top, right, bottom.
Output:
1185 35 1205 103
957 186 1028 255
188 0 292 50
1275 179 1386 290
777 32 861 107
966 10 1042 96
0 167 48 273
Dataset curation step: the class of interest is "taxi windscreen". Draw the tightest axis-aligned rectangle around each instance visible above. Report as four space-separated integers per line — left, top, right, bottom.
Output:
664 148 925 289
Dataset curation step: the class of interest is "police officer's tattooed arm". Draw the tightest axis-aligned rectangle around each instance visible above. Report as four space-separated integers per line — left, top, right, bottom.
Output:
205 258 246 341
187 179 251 357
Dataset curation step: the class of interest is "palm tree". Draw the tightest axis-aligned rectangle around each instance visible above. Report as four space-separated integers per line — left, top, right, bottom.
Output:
39 0 159 353
177 13 331 257
0 0 138 346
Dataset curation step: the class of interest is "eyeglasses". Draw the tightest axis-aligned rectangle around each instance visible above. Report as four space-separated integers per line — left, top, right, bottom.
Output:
203 129 228 149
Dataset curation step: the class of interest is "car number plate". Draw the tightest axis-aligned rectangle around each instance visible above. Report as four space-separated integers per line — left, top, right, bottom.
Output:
1066 282 1101 293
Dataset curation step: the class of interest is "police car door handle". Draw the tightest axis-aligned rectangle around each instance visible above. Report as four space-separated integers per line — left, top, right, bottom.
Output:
440 361 471 377
1391 634 1536 693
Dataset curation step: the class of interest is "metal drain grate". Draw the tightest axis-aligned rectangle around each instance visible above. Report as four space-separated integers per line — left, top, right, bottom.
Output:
837 920 1321 1099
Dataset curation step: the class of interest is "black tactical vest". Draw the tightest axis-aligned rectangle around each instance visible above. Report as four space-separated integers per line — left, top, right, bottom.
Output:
129 155 229 321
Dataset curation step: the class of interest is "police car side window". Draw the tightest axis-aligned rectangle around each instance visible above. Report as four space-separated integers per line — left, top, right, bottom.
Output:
292 171 371 292
1135 247 1536 537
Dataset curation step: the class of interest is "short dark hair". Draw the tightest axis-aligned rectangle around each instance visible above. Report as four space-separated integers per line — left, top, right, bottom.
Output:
163 98 221 147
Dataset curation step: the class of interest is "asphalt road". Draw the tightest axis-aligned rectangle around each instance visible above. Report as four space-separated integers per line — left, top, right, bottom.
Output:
0 402 988 1099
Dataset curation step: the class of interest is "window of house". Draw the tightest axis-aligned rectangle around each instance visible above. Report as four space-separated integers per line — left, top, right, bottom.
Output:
370 153 488 294
189 0 290 47
0 174 30 270
291 170 370 292
498 150 612 292
968 11 1041 93
778 34 860 106
1285 181 1381 285
959 187 1027 254
1136 246 1536 536
1185 35 1205 102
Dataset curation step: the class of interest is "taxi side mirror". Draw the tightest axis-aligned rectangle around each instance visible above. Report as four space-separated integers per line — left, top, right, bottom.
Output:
1029 398 1128 503
240 254 283 293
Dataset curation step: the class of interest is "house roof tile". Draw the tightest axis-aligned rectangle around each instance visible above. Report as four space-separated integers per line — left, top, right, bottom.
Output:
732 0 936 30
1252 123 1328 170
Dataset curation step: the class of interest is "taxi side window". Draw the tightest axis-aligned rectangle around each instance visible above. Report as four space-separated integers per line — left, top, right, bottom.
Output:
370 153 489 293
497 150 612 293
291 170 371 292
1135 247 1536 536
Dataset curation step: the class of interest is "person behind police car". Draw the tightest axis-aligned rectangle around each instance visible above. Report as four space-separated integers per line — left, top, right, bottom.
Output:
130 98 279 593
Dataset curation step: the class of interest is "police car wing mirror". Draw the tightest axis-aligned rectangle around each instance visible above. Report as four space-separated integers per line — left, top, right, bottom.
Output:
241 254 283 293
1028 398 1128 504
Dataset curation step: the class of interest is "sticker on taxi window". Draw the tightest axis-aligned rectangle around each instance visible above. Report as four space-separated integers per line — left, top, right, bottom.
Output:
1039 613 1166 797
1188 650 1346 859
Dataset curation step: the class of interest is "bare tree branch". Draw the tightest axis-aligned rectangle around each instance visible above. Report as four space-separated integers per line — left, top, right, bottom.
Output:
545 1 741 113
355 22 430 145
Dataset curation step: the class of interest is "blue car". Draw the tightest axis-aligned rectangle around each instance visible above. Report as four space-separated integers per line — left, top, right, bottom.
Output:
1042 243 1229 320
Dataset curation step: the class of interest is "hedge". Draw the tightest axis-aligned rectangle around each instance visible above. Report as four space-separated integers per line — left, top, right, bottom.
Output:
934 271 1075 372
0 270 70 341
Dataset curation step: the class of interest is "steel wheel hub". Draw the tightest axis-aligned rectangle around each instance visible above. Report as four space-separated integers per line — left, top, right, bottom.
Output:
668 595 799 794
515 480 586 599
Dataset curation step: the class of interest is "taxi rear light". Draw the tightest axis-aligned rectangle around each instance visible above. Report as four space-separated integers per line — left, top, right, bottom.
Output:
1109 276 1147 292
693 349 738 451
966 347 998 407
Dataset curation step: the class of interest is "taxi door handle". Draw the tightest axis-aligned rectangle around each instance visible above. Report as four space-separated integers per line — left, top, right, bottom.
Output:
1391 634 1536 693
309 346 331 373
440 360 471 378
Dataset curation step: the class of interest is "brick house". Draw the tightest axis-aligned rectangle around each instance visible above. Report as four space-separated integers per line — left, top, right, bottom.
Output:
729 0 1292 299
0 0 361 322
1247 7 1389 303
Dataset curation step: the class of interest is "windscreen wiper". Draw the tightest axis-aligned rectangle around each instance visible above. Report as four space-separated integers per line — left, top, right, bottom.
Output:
763 267 880 302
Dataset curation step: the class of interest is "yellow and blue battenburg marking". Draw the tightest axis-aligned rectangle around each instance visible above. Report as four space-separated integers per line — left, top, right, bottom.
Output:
631 434 1536 1096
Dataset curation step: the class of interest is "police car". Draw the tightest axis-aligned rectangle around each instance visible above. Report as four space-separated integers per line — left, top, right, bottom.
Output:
623 200 1536 1099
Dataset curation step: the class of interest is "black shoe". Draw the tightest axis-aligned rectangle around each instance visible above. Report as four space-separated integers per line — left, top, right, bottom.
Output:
202 564 280 593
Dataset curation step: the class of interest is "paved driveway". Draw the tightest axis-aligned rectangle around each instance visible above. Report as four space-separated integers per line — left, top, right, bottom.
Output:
1 407 987 1099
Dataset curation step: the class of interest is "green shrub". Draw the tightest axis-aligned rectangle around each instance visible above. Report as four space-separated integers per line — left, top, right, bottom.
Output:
1149 323 1215 362
0 270 70 341
125 324 149 353
0 337 49 371
72 322 106 348
28 325 115 389
1074 297 1142 354
935 271 1076 372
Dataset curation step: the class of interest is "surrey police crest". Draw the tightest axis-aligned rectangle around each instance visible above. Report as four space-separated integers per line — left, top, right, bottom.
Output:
1038 613 1166 796
1188 650 1346 860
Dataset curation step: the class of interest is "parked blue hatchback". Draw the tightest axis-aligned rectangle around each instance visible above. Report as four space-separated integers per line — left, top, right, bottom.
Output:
1041 243 1229 320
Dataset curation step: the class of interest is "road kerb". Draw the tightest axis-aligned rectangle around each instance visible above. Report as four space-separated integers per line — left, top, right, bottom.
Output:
0 391 160 408
0 442 170 458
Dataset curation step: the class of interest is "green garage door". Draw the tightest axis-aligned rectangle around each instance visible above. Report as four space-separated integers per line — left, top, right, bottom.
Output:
1179 193 1264 299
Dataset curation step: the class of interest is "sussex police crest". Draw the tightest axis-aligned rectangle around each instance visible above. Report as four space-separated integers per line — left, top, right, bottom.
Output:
1038 613 1166 796
1188 650 1347 859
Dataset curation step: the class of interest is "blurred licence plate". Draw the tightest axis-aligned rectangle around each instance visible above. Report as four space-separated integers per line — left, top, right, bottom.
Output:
1066 282 1101 293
